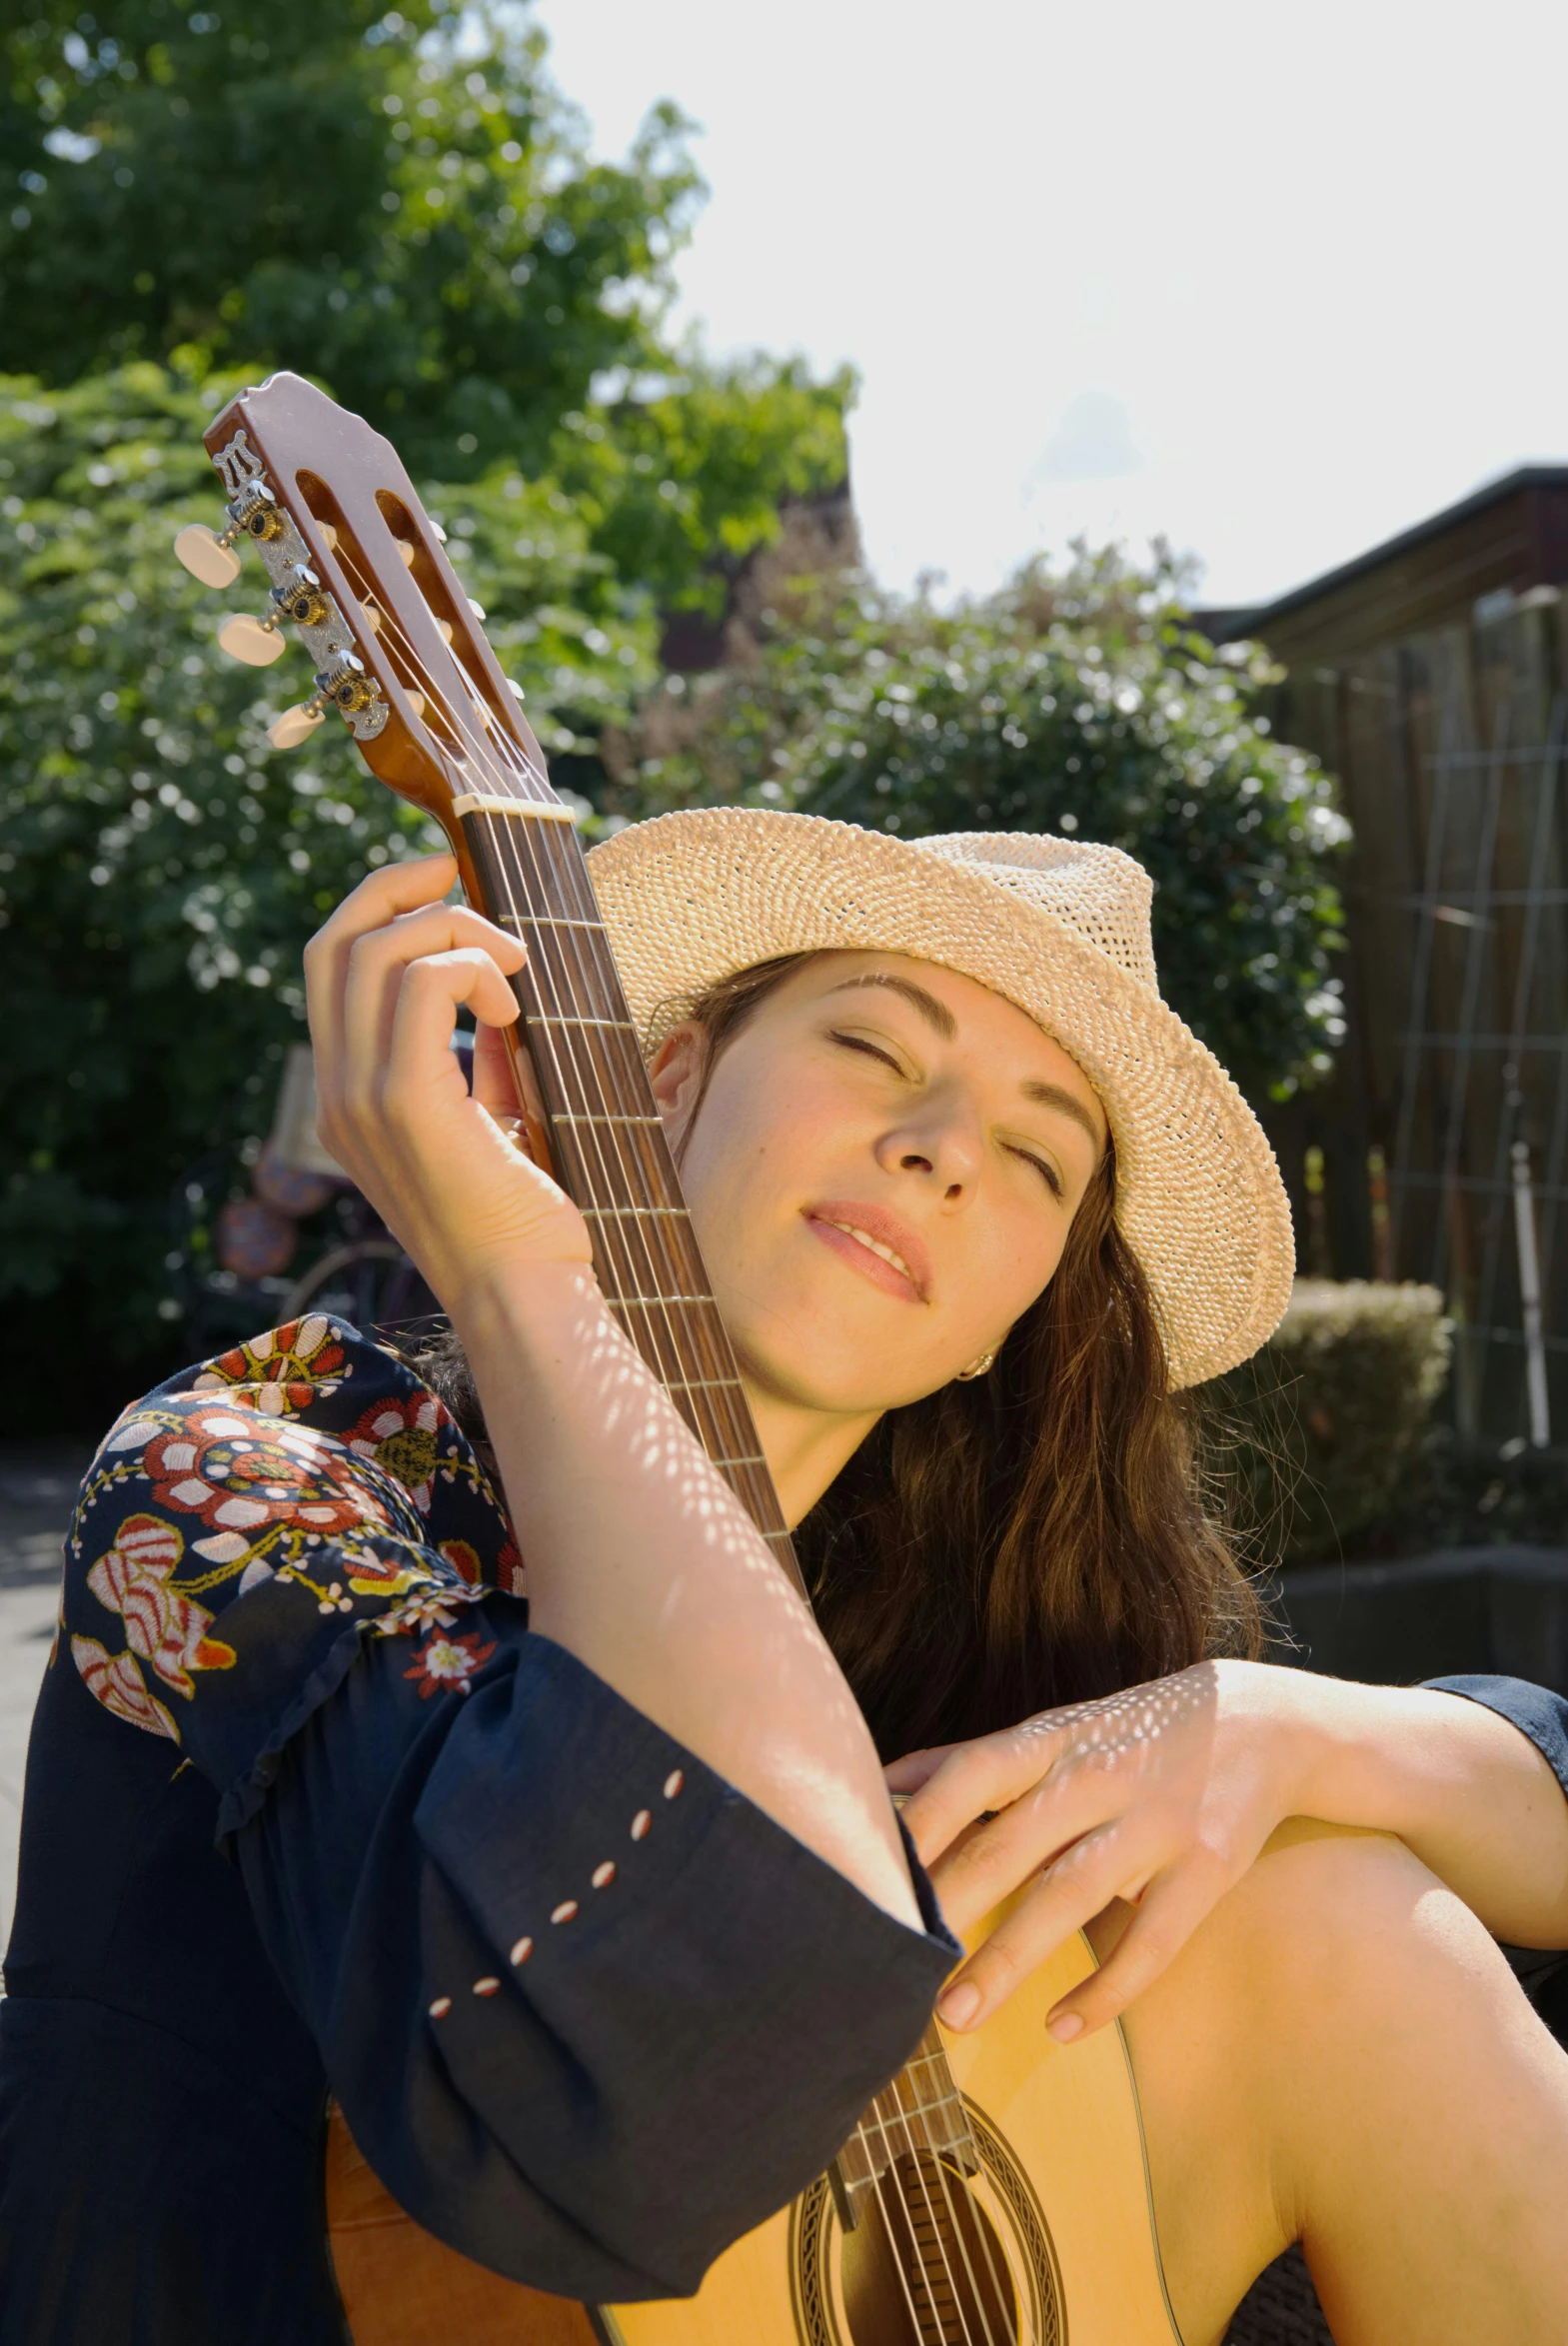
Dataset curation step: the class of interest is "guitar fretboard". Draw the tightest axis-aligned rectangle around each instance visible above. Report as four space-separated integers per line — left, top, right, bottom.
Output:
458 796 799 1585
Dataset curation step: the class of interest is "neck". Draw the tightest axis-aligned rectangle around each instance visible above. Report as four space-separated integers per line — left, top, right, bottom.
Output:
742 1374 883 1531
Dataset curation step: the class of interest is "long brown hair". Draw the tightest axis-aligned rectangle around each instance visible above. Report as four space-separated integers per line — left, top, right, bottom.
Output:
422 953 1259 1760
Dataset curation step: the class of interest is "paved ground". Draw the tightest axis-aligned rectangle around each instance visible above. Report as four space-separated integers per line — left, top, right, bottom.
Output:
0 1448 90 1949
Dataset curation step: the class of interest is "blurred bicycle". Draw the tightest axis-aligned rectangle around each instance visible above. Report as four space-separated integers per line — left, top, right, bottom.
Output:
170 1040 461 1354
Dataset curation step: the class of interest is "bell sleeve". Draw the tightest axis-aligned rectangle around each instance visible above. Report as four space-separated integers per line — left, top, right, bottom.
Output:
61 1315 957 2305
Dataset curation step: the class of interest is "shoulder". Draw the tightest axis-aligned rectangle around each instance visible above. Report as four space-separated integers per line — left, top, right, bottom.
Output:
62 1315 522 1761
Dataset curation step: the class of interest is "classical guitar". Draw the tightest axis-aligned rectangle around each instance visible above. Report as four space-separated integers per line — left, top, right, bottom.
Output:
180 373 1181 2346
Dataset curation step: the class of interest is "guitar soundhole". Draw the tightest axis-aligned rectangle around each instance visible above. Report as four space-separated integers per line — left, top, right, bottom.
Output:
841 2150 1017 2346
789 2104 1063 2346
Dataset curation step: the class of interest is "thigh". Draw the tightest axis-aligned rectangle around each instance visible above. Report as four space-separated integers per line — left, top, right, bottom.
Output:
1090 1818 1568 2346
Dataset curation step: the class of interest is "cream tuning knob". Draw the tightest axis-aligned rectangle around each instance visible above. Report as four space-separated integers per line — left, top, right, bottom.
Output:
174 525 242 589
217 612 286 667
267 700 327 750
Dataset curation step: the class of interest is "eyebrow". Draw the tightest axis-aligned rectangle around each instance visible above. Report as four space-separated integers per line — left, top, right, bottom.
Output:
823 972 957 1039
825 973 1106 1158
1020 1080 1106 1159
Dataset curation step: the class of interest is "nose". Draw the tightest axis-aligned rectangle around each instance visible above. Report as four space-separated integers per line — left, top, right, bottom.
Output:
872 1092 983 1204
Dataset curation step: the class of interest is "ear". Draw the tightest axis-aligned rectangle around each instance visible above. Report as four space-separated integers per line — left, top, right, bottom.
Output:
649 1024 707 1131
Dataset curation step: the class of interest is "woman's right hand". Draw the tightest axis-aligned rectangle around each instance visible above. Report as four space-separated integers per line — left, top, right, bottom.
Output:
303 853 593 1310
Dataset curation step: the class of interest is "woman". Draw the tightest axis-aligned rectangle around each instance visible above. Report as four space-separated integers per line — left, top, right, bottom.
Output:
5 812 1568 2345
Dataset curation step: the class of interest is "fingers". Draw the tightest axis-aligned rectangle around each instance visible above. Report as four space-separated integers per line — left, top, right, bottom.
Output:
934 1838 1228 2042
1038 1864 1223 2042
303 852 458 1073
898 1718 1064 1869
925 1759 1118 1938
333 904 524 1140
883 1744 961 1798
470 1022 527 1125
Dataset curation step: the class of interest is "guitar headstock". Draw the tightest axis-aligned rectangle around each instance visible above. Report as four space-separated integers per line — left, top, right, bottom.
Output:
183 372 562 835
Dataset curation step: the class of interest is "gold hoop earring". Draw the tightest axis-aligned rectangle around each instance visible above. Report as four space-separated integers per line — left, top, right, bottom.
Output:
954 1349 997 1381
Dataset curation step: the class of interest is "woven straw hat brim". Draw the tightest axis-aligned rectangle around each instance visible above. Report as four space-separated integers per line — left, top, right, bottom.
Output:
586 808 1293 1389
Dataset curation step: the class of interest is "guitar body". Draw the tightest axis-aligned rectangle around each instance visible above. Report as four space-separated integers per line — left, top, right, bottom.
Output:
606 1926 1179 2346
325 1921 1178 2346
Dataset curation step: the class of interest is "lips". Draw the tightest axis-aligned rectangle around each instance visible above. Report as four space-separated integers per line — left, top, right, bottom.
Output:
803 1200 931 1303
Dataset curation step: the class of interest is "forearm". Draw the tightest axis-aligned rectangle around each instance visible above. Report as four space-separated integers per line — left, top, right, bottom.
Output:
1282 1671 1568 1947
451 1262 919 1928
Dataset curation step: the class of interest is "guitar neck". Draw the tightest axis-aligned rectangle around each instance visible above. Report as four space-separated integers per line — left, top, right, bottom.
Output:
454 791 803 1594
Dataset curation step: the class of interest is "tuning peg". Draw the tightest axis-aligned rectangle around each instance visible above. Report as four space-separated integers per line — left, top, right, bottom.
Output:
436 619 454 646
506 678 525 701
467 598 487 621
174 523 243 589
267 696 328 750
217 612 286 667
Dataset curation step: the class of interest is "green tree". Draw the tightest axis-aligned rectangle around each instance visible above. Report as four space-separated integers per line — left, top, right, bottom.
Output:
0 3 849 605
0 362 655 1422
616 549 1348 1102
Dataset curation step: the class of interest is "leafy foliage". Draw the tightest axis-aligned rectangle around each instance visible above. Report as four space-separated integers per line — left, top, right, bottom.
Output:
0 2 849 607
0 362 653 1412
615 549 1349 1100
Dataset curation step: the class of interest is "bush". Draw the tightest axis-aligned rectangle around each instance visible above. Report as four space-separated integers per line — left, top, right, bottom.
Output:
0 362 654 1422
1217 1280 1453 1566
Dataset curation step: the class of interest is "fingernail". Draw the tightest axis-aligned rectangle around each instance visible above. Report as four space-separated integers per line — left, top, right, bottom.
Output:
937 1981 981 2031
1047 2009 1084 2043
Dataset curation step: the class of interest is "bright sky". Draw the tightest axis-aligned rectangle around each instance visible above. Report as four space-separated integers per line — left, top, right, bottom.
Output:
532 0 1568 611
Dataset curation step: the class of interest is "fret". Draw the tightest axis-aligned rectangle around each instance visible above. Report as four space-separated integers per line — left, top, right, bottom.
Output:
864 2088 968 2128
704 1453 770 1472
498 913 607 933
581 1203 690 1220
529 1013 640 1033
663 1375 747 1397
605 1292 725 1311
551 1113 665 1128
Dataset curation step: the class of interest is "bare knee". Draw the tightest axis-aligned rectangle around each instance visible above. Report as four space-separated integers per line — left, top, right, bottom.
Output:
1231 1817 1513 2025
1117 1818 1568 2344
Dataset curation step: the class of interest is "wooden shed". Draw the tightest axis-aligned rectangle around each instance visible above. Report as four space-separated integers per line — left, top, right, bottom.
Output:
1205 468 1568 1442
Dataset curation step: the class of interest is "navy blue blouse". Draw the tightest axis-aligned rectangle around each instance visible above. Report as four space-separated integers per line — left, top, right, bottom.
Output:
0 1316 957 2345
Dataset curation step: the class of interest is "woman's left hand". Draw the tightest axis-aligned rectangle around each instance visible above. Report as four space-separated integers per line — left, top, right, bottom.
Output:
887 1659 1315 2043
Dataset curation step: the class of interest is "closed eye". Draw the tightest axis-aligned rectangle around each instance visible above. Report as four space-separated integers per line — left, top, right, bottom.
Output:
1011 1148 1064 1200
827 1029 905 1074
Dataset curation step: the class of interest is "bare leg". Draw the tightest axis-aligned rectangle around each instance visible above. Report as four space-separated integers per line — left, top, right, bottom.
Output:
1088 1818 1568 2346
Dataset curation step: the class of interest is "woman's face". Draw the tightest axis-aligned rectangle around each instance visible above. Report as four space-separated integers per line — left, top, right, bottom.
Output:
652 952 1108 1421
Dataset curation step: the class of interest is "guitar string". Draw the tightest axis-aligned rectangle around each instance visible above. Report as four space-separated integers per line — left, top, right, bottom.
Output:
334 541 751 1472
518 813 760 1471
483 803 705 1448
389 583 765 1466
328 544 713 1475
331 535 1011 2339
861 2091 1002 2346
332 543 553 799
913 2112 1010 2346
885 2038 1016 2345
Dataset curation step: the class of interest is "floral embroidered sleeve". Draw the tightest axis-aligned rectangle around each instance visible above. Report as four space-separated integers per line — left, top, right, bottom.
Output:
62 1316 956 2305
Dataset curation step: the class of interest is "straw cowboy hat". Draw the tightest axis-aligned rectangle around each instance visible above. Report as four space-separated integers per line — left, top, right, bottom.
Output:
586 809 1293 1391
